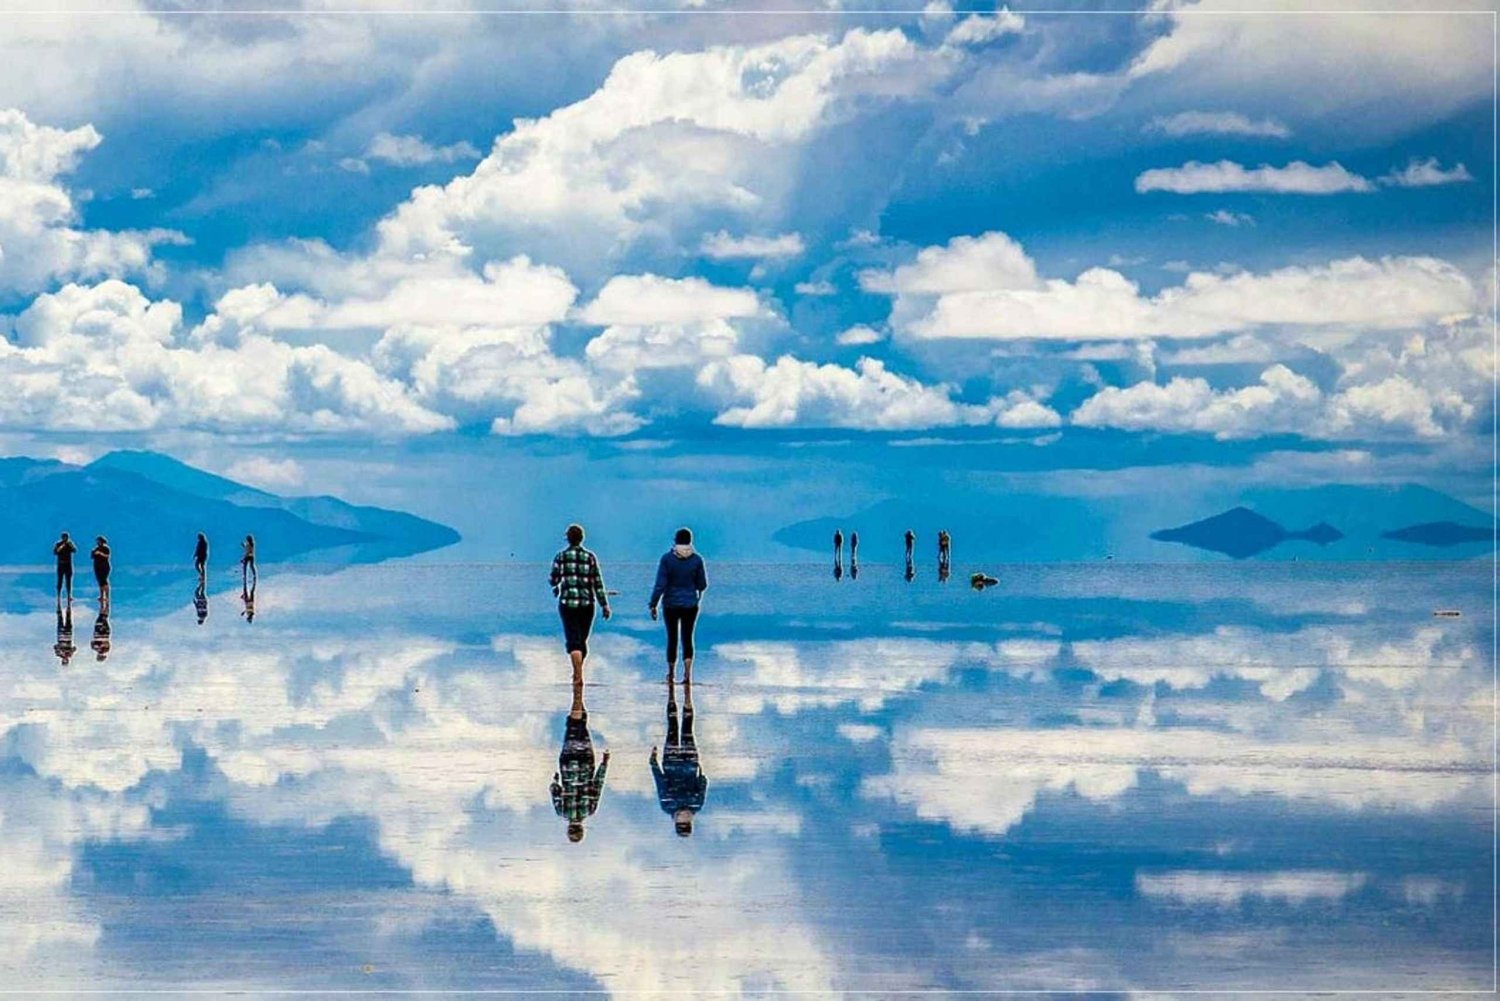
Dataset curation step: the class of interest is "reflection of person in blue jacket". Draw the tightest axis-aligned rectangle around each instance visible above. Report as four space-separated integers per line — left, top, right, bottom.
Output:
648 527 708 682
651 676 708 838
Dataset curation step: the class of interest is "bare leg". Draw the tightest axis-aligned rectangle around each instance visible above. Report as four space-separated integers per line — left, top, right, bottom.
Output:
569 649 585 686
570 674 586 716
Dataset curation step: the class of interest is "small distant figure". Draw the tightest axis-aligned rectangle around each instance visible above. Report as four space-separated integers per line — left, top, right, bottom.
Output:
651 676 707 838
240 535 257 588
194 579 208 625
54 600 76 666
905 562 915 583
91 536 111 609
53 532 77 600
240 579 256 623
649 527 708 683
833 528 844 579
850 531 859 562
91 609 111 662
937 529 952 575
970 571 999 591
194 532 209 581
833 559 843 581
904 529 915 563
550 523 611 684
552 676 609 844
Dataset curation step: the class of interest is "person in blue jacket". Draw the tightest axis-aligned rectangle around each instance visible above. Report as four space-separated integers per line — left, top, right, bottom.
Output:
649 527 708 682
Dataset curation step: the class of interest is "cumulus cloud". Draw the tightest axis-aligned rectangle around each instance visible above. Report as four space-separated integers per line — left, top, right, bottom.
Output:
579 274 765 373
698 353 1059 430
1148 110 1291 139
866 231 1478 342
1204 209 1253 227
835 324 885 346
1135 160 1374 195
1379 157 1473 188
1128 1 1491 139
0 280 451 435
0 108 185 295
372 29 953 278
700 231 805 261
224 456 305 490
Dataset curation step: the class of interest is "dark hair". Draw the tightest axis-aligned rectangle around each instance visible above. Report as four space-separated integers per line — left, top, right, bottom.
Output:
674 527 692 545
567 822 585 843
566 524 585 545
675 818 693 837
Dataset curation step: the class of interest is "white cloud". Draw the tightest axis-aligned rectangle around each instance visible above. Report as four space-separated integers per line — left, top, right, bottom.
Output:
794 279 836 296
1128 2 1491 139
700 230 805 261
943 8 1026 47
1379 157 1473 188
224 456 305 490
0 280 452 434
1148 110 1290 138
0 108 184 295
580 274 765 373
866 231 1477 343
1135 160 1374 195
835 324 885 346
1205 209 1253 227
365 131 481 167
1071 365 1322 440
373 29 953 278
1137 871 1367 908
698 353 1059 431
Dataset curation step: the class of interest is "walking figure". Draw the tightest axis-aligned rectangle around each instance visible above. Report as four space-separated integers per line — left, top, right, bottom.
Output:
904 528 916 582
194 532 209 581
937 529 952 575
91 536 111 610
833 529 843 579
53 532 77 600
651 676 708 838
552 676 609 844
549 523 611 684
649 527 708 683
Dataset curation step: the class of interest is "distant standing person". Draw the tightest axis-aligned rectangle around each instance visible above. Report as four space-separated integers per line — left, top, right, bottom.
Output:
850 531 859 564
651 675 707 838
194 532 209 581
938 529 952 573
833 529 844 578
549 523 611 683
91 536 111 608
904 529 915 564
241 535 257 587
53 532 77 600
649 527 708 682
552 676 609 844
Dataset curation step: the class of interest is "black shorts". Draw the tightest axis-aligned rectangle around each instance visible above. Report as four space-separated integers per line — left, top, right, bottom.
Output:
559 603 595 655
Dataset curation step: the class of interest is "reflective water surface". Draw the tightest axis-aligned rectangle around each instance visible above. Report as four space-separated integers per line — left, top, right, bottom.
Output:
0 562 1491 992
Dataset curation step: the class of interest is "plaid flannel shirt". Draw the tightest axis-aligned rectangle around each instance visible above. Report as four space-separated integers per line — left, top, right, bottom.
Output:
550 545 608 608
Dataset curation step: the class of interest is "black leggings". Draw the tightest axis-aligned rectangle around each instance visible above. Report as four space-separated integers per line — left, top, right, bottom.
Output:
664 606 699 664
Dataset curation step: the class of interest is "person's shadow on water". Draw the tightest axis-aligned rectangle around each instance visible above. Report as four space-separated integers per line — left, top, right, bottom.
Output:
551 677 609 844
651 676 708 838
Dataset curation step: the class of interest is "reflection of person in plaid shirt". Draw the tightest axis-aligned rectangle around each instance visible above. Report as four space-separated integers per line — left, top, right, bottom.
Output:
550 523 611 680
552 677 609 844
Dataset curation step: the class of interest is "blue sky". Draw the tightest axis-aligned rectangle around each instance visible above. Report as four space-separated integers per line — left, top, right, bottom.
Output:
0 2 1492 530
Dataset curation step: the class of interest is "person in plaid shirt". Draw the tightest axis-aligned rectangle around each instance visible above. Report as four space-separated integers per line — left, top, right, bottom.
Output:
551 676 609 844
550 523 611 681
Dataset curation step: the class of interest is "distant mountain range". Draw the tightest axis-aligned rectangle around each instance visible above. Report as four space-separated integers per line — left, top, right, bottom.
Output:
0 450 459 567
774 483 1493 562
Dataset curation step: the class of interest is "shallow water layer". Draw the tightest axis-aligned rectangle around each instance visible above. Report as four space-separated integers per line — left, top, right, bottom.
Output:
0 561 1492 993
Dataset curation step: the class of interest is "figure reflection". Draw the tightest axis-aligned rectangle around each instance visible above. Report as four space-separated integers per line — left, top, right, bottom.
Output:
651 676 708 838
90 608 111 662
53 599 76 665
194 580 209 625
904 557 915 582
551 676 609 843
240 579 256 623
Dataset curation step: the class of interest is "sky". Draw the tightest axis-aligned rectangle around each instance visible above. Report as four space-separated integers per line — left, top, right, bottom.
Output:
0 1 1493 545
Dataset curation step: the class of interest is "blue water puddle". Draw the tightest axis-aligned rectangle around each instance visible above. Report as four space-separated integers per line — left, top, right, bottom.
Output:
0 561 1490 991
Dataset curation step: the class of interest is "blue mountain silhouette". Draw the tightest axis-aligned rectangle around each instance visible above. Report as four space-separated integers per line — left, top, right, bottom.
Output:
1151 507 1343 560
0 451 458 566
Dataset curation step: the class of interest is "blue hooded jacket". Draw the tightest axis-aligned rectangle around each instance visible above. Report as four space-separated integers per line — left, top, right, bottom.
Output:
650 547 708 610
